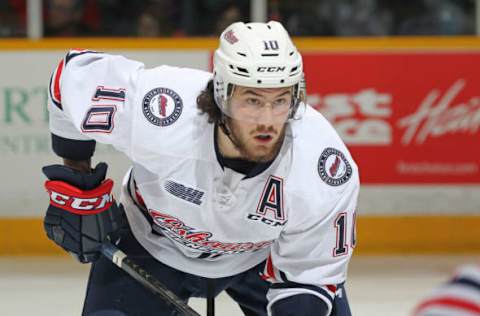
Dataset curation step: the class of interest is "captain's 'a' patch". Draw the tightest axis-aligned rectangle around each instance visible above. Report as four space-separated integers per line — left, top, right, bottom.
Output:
318 147 352 186
247 175 286 227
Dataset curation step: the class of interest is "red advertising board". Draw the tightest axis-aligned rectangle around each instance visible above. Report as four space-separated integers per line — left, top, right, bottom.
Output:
304 52 480 183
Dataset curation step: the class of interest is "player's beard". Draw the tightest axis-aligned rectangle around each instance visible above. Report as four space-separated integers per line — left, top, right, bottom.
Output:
227 118 286 163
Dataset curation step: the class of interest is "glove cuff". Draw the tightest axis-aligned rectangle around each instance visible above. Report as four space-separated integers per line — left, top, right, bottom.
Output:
42 162 108 190
45 179 114 215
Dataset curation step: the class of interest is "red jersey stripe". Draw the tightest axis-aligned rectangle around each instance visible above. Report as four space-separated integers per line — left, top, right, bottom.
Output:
266 254 276 281
53 59 64 104
414 297 480 315
326 284 337 294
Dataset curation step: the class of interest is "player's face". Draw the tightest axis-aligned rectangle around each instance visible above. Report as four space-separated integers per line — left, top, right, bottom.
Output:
226 86 292 162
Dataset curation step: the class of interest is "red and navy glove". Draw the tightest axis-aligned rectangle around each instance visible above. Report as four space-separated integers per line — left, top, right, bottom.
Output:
43 162 126 263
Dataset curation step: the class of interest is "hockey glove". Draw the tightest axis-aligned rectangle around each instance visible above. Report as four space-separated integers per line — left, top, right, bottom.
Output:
42 162 126 263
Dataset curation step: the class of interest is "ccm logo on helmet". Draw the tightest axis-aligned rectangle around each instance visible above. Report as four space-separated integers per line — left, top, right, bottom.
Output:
257 66 286 72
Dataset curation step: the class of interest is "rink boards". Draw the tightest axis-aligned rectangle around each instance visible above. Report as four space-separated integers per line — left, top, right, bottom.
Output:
0 37 478 254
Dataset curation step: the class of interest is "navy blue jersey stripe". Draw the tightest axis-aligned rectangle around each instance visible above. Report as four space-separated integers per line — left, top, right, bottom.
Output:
279 270 288 282
65 50 100 65
126 174 165 238
48 73 62 110
452 277 480 291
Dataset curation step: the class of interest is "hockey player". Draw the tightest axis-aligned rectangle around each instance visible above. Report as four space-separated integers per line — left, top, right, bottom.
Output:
43 21 359 316
413 264 480 316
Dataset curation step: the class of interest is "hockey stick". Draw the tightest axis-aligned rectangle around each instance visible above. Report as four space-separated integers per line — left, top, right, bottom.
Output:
100 241 200 316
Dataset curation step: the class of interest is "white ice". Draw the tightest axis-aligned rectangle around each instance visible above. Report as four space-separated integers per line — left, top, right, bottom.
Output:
1 255 477 316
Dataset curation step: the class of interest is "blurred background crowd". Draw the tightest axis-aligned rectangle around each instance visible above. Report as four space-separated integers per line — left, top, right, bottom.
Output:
0 0 476 38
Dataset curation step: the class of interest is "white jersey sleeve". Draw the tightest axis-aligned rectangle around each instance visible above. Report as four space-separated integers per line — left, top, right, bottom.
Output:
48 50 144 154
265 107 360 315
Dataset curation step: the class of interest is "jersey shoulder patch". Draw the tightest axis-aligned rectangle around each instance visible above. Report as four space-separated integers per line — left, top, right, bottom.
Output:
141 87 183 127
317 147 353 186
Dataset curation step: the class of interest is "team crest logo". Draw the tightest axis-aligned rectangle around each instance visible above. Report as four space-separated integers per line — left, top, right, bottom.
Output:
224 30 238 44
318 148 352 186
142 87 183 126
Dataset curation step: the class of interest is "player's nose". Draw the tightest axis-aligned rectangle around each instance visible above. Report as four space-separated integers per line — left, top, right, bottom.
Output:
256 104 275 125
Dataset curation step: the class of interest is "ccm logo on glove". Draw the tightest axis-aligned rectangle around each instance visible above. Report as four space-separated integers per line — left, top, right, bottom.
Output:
45 179 114 215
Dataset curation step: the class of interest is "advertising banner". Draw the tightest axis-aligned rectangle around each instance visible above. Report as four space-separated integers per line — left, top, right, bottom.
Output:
305 52 480 183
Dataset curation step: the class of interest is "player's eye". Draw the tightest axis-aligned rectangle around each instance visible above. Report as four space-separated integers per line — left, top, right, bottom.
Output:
273 98 288 107
246 98 261 106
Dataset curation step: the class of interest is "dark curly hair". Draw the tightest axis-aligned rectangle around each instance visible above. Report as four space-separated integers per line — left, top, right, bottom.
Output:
196 79 221 124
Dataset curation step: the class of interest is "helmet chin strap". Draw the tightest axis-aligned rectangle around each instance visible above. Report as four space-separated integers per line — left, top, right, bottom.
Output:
218 114 241 151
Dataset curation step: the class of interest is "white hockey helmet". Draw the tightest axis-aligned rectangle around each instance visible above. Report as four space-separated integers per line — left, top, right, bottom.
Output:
213 21 305 121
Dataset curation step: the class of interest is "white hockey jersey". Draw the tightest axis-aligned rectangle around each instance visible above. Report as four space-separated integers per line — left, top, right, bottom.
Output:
48 50 360 312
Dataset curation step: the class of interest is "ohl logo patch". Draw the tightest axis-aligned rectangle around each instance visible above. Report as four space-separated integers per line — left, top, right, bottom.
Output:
247 175 286 227
164 180 204 206
142 87 183 126
318 147 353 186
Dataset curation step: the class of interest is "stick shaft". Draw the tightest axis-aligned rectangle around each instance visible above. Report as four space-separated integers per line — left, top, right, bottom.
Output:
101 242 200 316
